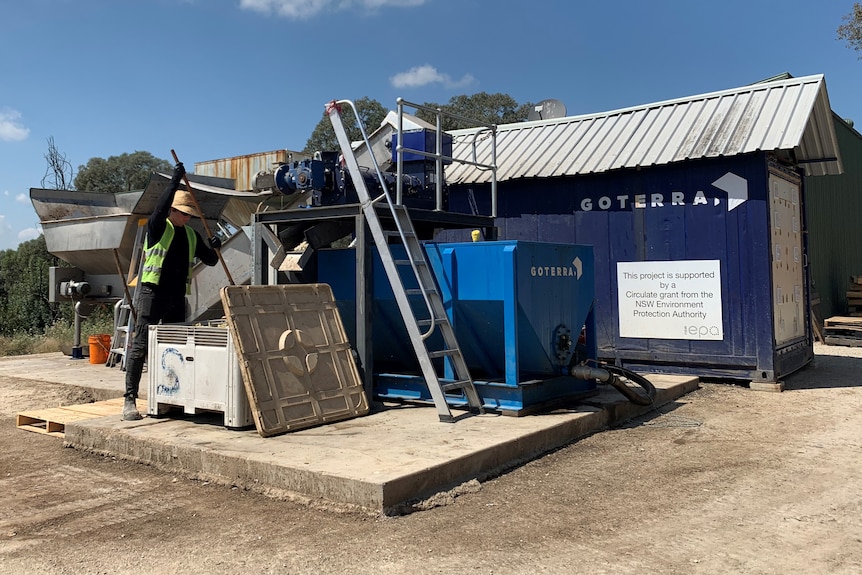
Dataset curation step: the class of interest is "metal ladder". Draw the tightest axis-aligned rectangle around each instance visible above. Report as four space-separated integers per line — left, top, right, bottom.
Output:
326 99 484 422
107 218 147 369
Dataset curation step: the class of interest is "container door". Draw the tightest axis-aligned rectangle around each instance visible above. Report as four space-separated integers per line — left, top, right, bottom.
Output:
769 169 805 346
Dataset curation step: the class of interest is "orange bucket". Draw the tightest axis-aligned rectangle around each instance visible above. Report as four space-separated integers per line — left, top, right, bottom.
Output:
88 334 111 365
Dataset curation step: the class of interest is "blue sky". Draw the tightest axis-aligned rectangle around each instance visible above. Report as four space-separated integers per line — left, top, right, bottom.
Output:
1 0 860 252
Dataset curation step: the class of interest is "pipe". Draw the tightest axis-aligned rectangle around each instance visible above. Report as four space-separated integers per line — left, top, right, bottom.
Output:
570 363 656 406
570 365 613 382
71 300 88 359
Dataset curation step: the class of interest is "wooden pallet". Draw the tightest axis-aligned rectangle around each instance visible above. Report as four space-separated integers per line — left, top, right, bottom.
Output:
846 276 862 317
16 398 147 438
823 316 862 347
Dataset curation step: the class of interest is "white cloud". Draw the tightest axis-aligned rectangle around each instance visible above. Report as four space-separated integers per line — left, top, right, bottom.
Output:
15 193 27 203
0 108 30 142
18 226 41 242
390 65 475 90
0 213 40 247
239 0 425 19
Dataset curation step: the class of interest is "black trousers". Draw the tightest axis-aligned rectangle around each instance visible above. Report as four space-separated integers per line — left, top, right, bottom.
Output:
124 284 186 399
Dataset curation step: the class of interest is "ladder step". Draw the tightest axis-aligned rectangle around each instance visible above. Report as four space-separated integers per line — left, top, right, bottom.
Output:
383 230 416 238
441 379 474 392
427 348 458 359
405 288 437 297
393 259 427 267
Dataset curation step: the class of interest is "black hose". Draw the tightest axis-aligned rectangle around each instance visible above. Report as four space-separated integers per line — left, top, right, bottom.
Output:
568 361 657 406
600 363 656 406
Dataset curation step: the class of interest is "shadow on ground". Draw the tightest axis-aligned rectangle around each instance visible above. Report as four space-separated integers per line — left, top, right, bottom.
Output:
783 352 862 390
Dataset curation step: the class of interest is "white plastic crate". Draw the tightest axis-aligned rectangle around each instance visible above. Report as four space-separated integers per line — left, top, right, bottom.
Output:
147 324 253 428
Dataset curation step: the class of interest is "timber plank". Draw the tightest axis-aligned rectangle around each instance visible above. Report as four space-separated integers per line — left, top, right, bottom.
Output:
825 336 862 347
16 398 146 438
824 316 862 327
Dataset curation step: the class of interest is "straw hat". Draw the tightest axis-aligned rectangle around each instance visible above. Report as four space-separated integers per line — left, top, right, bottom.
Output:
171 191 201 218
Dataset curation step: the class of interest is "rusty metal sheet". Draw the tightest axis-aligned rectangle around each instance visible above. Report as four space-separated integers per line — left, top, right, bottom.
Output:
220 284 369 437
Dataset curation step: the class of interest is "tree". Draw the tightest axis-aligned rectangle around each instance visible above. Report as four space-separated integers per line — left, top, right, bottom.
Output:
303 93 533 153
416 92 534 130
74 151 172 192
41 137 75 190
837 3 862 56
0 237 65 336
304 97 388 154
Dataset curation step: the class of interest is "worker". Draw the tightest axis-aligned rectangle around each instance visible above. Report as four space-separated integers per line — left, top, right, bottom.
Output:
122 162 222 421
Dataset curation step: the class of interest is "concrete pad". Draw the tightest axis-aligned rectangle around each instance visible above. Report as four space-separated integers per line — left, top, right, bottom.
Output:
63 373 700 515
0 352 127 400
4 353 700 514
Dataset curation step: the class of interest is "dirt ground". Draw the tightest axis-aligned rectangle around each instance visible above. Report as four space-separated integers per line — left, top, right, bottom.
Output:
0 343 860 574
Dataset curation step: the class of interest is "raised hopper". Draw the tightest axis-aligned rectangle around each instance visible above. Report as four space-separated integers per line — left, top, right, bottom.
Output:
31 188 143 276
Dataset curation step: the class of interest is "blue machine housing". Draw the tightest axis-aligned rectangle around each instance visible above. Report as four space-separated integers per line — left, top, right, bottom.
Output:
318 240 597 414
390 129 455 211
394 129 453 163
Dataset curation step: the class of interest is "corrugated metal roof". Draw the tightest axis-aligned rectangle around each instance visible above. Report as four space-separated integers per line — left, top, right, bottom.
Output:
446 74 842 184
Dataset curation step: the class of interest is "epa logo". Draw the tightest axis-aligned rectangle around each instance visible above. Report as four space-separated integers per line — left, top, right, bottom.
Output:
684 325 721 338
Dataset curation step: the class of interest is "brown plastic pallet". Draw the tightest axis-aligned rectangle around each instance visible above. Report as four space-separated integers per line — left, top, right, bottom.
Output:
16 398 147 438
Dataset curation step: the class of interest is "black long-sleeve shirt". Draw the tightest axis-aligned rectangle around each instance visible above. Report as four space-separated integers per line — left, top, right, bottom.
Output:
146 178 219 297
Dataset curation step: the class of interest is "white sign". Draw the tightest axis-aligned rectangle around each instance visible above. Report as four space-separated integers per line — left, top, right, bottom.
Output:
617 260 723 340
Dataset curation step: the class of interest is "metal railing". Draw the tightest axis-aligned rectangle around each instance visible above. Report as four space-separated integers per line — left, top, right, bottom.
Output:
394 98 498 217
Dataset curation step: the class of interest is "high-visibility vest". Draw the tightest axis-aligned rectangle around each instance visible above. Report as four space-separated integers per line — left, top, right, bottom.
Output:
140 221 197 294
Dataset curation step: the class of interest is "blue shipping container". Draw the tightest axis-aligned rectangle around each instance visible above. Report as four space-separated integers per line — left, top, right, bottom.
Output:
444 153 812 383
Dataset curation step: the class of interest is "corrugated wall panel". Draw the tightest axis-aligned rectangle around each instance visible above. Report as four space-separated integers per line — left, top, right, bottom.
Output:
804 117 862 319
194 150 299 191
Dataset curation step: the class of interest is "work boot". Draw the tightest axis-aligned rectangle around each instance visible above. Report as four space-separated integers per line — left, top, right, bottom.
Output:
122 396 142 421
122 355 145 421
